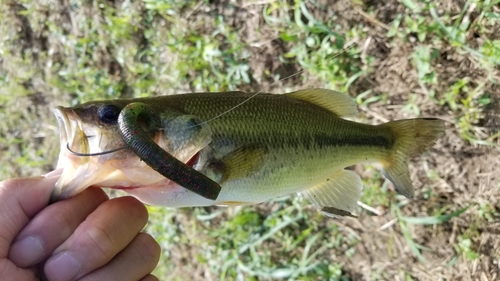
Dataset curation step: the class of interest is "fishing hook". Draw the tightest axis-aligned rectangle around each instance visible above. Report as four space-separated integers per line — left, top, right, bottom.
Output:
66 142 128 157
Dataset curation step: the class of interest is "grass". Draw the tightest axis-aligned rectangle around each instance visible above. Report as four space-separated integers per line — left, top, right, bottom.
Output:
1 0 499 280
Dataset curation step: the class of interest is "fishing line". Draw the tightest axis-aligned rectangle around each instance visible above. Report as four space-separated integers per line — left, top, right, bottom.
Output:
190 2 426 128
66 142 128 156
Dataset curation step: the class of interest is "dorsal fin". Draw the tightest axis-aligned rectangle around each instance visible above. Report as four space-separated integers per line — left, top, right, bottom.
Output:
287 88 357 117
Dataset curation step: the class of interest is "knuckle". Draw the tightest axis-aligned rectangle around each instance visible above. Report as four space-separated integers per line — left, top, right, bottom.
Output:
83 223 117 262
133 233 161 269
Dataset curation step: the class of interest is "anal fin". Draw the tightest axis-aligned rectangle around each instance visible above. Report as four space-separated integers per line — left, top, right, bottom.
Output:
299 169 362 218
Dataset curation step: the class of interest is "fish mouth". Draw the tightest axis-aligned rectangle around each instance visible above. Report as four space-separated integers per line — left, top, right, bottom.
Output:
52 106 132 201
53 107 86 159
51 106 95 202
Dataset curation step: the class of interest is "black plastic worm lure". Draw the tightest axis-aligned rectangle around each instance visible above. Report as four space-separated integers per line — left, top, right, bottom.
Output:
117 102 221 200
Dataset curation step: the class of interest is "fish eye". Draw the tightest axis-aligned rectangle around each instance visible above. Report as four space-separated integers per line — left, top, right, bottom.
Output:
98 104 121 124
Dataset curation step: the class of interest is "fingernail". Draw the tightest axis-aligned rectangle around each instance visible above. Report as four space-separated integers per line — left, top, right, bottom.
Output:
9 236 45 267
45 252 81 281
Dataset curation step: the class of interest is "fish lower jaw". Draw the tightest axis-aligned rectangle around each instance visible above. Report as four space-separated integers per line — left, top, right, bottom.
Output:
54 163 161 198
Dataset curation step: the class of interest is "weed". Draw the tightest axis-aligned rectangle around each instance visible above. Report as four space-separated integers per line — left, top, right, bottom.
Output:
455 236 479 261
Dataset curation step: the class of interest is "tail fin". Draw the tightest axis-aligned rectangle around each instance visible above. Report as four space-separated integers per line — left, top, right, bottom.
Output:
379 118 445 198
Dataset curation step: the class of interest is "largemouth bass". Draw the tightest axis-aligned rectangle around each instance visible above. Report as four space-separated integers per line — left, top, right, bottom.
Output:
52 89 444 217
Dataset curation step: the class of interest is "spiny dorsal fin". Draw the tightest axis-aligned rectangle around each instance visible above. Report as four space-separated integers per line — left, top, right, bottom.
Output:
287 88 357 117
299 169 362 218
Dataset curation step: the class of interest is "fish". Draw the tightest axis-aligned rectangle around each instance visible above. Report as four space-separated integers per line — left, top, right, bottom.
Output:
51 88 445 217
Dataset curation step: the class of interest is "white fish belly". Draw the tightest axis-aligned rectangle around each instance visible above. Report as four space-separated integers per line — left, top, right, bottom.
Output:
122 148 368 207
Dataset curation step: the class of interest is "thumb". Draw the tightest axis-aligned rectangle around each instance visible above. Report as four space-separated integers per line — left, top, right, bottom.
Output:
0 169 62 247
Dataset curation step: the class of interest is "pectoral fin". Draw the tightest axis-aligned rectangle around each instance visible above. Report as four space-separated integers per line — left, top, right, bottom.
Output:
162 114 213 162
299 169 362 218
218 144 269 182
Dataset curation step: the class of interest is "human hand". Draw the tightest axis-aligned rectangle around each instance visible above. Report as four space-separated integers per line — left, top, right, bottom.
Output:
0 170 161 281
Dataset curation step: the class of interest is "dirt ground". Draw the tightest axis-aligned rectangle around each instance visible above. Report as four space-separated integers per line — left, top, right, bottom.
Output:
1 0 499 280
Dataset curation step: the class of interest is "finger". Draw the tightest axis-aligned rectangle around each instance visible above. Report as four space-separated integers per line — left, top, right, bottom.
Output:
0 170 62 256
8 186 108 267
43 196 148 281
79 233 160 281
